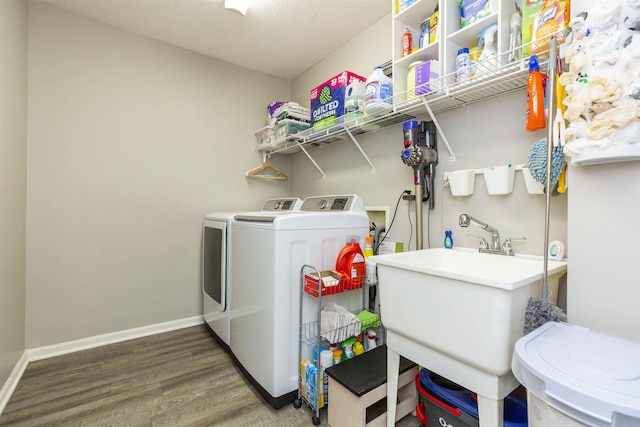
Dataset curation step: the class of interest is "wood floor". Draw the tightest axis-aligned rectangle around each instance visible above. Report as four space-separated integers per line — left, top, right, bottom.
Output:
0 325 421 426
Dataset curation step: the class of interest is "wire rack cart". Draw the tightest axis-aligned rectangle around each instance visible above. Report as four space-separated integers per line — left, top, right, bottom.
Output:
293 264 380 425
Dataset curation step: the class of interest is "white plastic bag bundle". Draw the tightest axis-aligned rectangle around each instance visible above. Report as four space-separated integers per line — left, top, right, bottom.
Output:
561 0 640 161
320 303 361 344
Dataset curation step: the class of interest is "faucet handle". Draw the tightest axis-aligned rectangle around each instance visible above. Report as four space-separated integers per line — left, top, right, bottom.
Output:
503 236 526 255
467 233 489 250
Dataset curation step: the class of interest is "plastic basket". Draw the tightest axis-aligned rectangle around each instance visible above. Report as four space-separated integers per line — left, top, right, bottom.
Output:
304 270 346 298
274 119 310 143
345 273 364 290
415 374 479 427
254 126 274 147
417 369 528 427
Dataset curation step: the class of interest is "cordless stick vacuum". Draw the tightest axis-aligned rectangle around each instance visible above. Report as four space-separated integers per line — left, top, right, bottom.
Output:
401 120 438 250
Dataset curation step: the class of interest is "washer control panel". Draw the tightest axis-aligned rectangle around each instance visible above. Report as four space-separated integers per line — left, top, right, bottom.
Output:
260 198 302 212
300 195 364 212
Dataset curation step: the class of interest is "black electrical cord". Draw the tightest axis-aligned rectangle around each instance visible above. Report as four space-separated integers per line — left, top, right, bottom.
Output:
374 189 410 254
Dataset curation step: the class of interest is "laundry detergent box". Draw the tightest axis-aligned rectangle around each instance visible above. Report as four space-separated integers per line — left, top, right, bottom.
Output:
310 71 366 131
460 0 495 28
415 60 440 95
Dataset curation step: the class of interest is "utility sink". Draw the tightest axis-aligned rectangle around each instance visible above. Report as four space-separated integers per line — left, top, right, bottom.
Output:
369 247 567 427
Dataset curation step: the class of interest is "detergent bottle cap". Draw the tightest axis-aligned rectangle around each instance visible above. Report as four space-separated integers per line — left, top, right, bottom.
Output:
529 55 540 72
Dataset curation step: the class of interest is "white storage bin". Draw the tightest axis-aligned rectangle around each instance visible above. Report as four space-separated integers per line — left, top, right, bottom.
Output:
483 165 515 195
446 169 476 196
255 126 274 148
274 119 309 145
521 167 544 194
512 322 640 427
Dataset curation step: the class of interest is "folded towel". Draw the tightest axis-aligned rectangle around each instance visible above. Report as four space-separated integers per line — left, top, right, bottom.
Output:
357 310 381 330
274 102 311 122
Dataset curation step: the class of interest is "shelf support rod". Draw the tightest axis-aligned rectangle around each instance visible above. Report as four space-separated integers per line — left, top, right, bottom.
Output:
343 126 376 172
294 140 326 178
421 98 456 162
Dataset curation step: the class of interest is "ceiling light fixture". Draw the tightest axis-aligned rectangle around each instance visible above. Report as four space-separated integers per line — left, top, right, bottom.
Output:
225 0 250 15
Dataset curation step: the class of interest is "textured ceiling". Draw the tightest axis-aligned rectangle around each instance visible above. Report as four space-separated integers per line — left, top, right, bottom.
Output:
35 0 390 80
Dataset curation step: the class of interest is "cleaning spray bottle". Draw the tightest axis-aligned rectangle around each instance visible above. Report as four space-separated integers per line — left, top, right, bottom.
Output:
476 23 498 76
402 26 412 57
508 9 522 62
525 55 546 131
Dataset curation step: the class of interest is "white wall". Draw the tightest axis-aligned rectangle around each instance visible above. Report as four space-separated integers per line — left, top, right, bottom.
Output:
567 163 640 342
290 15 567 256
0 0 28 389
25 3 291 348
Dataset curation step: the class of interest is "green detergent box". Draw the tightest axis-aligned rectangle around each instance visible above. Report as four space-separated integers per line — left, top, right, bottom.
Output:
460 0 495 28
310 71 366 131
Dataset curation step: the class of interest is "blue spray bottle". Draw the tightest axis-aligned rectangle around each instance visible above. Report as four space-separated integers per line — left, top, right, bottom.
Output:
444 227 453 249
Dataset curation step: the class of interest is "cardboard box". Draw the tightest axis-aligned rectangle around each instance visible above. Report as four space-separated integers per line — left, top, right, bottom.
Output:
522 0 544 57
460 0 495 28
415 60 440 95
522 0 569 56
310 71 366 131
378 241 403 255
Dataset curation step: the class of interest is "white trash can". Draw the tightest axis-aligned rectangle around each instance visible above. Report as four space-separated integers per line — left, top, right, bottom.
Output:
512 322 640 427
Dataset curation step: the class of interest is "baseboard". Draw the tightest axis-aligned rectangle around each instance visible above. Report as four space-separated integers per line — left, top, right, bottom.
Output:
26 315 204 362
0 351 28 416
0 316 204 416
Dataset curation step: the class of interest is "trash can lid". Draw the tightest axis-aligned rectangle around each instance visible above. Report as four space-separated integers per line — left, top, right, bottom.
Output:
512 322 640 426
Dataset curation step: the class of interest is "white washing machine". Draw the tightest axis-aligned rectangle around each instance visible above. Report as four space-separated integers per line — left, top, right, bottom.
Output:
230 194 369 408
202 198 302 351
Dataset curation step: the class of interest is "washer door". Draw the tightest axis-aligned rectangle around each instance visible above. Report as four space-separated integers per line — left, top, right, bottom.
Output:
203 220 227 311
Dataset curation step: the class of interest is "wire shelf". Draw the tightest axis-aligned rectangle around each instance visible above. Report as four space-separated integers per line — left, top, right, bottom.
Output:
300 309 381 348
257 44 550 157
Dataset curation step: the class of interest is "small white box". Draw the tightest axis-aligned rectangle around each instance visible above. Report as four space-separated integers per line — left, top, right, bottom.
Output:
378 241 403 255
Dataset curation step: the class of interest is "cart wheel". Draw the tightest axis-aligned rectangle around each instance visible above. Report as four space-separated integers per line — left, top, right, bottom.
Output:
312 415 320 425
293 399 301 409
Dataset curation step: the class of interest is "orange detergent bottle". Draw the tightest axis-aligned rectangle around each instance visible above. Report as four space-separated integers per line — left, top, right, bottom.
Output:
525 55 546 131
336 236 365 290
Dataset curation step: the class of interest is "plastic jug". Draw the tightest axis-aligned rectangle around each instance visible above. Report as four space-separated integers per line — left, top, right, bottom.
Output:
364 66 393 116
336 236 365 289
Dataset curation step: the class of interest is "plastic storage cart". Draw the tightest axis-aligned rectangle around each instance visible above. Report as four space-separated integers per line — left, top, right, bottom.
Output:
293 264 379 425
512 322 640 427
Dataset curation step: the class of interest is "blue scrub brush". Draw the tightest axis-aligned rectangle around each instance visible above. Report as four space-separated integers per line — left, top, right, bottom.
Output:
527 138 564 185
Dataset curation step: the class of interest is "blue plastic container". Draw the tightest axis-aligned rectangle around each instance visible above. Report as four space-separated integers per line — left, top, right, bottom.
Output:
417 368 528 427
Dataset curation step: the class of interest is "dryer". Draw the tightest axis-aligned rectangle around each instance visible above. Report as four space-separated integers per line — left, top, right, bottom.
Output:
230 194 369 408
202 198 302 351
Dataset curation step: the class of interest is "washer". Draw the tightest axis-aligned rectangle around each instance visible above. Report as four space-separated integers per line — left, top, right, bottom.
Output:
230 194 369 408
202 198 302 351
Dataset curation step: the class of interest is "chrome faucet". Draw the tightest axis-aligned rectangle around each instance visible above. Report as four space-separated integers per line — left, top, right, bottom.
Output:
458 213 503 254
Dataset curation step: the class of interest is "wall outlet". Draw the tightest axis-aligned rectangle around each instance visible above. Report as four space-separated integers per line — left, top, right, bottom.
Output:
403 186 415 204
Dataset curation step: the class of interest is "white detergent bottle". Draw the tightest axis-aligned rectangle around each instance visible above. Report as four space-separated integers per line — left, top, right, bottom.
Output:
476 23 498 76
364 66 393 116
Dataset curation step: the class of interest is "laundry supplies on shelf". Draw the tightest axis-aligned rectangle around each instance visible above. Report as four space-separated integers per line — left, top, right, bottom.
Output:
364 66 393 116
310 71 366 131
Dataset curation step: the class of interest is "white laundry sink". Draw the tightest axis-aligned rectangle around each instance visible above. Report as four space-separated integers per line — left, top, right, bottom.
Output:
370 247 567 427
